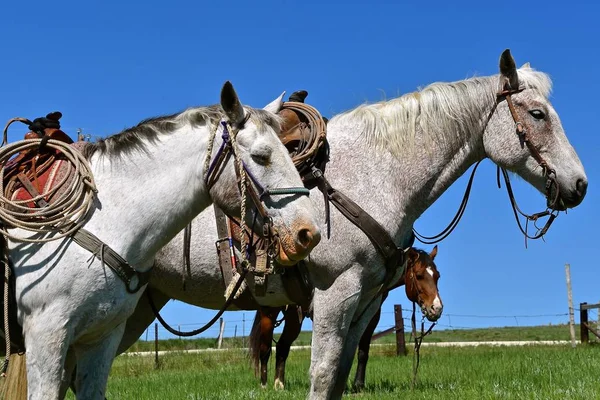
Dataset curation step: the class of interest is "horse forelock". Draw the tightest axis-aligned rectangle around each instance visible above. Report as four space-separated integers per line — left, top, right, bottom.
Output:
329 68 553 158
81 105 281 160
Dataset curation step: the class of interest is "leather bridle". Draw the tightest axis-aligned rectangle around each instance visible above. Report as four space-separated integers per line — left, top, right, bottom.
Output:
204 120 310 265
414 85 561 246
495 86 560 243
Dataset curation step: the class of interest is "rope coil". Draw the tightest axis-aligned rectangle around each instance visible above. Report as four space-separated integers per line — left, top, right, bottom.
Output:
0 138 97 242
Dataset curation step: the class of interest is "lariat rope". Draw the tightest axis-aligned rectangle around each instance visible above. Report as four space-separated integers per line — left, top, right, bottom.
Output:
0 117 98 375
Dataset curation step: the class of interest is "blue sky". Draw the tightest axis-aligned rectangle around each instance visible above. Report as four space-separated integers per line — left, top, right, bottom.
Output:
2 0 599 339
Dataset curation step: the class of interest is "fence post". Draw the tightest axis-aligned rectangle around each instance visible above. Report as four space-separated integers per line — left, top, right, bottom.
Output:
394 305 406 356
217 318 225 349
154 322 159 369
566 264 577 348
580 302 589 344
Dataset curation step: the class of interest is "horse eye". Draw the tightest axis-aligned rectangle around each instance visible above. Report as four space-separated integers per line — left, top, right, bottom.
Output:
416 274 424 280
251 152 270 166
528 109 545 120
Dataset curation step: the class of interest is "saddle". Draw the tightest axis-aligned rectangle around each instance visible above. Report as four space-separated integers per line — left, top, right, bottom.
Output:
3 112 76 212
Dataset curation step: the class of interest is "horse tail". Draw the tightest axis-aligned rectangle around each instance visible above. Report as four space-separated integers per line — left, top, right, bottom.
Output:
0 353 28 400
248 310 262 377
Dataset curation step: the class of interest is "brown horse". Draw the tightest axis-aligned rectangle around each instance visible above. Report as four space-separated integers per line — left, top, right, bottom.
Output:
249 246 442 390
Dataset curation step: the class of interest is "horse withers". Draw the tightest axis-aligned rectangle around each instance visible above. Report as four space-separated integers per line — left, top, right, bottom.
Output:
249 245 442 390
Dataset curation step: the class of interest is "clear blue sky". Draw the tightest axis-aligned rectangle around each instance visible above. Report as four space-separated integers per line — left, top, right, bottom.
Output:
2 0 599 339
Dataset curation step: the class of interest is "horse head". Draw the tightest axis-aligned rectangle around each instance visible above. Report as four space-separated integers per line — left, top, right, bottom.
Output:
209 83 321 265
483 49 587 211
405 246 442 322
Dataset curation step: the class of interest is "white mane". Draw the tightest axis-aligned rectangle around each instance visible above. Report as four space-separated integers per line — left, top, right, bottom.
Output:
330 67 553 157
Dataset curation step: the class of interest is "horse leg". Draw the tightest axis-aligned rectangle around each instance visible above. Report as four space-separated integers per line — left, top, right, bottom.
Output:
117 286 170 354
59 348 77 399
331 296 383 398
73 323 126 400
309 266 362 400
22 317 72 400
353 295 385 391
259 308 278 388
274 305 304 390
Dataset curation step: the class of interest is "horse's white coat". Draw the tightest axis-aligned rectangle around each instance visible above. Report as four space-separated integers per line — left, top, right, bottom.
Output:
6 84 320 400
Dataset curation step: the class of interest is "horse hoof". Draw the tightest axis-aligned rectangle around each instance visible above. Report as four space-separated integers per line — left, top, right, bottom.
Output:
274 378 285 390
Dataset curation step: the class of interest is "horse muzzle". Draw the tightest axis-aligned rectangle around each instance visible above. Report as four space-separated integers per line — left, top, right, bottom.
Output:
274 223 321 266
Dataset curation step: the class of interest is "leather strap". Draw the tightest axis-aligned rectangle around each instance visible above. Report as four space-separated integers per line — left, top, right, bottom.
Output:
71 229 151 293
315 173 405 274
214 206 235 289
16 172 49 208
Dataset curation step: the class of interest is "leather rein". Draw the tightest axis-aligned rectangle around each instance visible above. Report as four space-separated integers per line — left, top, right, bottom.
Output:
414 86 560 247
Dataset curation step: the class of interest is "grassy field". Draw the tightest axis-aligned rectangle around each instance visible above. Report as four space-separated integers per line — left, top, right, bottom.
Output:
127 323 583 352
66 343 600 399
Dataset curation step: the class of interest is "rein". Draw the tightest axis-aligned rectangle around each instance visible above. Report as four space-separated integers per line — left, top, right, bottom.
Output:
147 267 249 337
410 301 435 389
414 86 560 246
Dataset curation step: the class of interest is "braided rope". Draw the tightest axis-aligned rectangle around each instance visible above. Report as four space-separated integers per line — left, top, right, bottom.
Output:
202 120 249 266
1 246 9 376
227 123 248 265
0 138 97 242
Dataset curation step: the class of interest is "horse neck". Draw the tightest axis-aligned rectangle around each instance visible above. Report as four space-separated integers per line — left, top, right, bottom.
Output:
86 125 212 268
326 85 494 241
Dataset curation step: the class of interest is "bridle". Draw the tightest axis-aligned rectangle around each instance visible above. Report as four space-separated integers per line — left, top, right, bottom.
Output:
406 252 436 388
148 115 311 339
204 118 310 270
414 85 561 246
495 86 560 243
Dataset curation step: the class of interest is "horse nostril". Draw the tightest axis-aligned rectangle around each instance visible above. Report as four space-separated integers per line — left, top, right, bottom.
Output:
576 178 588 199
296 228 314 249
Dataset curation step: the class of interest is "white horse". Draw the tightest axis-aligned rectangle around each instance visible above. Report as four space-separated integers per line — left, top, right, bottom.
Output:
2 82 321 399
112 50 586 399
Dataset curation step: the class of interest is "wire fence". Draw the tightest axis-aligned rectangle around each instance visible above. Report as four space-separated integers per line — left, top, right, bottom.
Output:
139 306 597 344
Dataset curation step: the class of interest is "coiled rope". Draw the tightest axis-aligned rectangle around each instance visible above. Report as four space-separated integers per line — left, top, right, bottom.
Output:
0 118 97 242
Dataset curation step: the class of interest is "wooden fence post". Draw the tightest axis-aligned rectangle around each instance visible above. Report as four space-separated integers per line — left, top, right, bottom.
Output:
394 305 407 356
580 302 589 344
566 264 576 348
217 318 226 349
154 322 159 369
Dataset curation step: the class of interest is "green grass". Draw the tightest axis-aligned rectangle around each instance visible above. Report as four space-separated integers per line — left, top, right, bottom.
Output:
128 323 583 353
66 343 600 399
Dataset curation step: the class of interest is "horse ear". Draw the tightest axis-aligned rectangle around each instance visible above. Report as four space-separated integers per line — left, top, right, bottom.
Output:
498 49 519 92
429 245 438 260
220 81 246 126
263 91 286 114
521 62 531 69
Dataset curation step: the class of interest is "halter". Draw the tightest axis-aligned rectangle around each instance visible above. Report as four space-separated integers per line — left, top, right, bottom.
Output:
406 252 436 388
204 119 310 277
414 85 561 246
148 116 312 339
495 86 560 243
